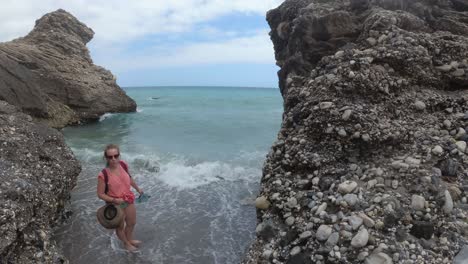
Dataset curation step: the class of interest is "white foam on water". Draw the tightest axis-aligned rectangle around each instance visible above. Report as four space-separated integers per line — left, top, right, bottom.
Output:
157 159 258 189
99 113 115 122
136 107 143 112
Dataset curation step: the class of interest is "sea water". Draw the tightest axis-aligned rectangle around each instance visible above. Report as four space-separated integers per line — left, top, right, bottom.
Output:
53 86 282 264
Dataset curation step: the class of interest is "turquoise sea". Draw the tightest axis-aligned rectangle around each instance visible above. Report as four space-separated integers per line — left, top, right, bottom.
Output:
53 86 283 264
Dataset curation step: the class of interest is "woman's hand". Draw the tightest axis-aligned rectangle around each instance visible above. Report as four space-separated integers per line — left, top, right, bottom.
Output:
113 198 125 205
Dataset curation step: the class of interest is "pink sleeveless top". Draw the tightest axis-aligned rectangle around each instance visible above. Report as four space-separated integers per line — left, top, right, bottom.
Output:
98 161 134 202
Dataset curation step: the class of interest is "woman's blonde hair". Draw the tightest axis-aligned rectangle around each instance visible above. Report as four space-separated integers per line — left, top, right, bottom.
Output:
103 144 120 163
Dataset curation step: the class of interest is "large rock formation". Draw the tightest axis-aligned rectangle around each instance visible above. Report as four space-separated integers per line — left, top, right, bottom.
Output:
244 0 468 263
0 9 136 128
0 101 81 263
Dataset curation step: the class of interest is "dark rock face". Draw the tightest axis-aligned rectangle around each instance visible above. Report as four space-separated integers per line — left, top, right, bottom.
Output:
244 0 468 263
0 9 136 128
0 101 81 263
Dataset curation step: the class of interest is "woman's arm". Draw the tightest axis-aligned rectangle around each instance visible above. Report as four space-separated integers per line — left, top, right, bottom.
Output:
97 178 123 204
130 177 143 194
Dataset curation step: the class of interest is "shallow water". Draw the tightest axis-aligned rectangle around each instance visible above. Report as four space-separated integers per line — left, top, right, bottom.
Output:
53 86 282 264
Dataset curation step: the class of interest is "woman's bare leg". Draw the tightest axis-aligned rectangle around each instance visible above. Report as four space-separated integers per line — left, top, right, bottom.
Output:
124 203 141 246
115 215 137 251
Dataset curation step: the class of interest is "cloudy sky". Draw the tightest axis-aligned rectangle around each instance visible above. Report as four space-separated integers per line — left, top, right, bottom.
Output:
0 0 283 87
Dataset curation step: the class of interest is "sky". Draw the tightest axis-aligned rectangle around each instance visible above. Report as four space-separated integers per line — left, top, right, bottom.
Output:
0 1 283 88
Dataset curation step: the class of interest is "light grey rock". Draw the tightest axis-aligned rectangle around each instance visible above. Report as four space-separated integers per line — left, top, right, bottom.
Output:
411 195 425 211
349 215 364 230
316 225 333 241
367 37 377 46
344 194 358 206
338 181 358 194
456 141 467 153
316 202 328 215
359 213 375 228
432 146 443 155
443 190 454 214
299 231 312 239
414 100 426 111
326 232 340 247
320 102 334 109
365 252 393 264
290 246 301 256
351 229 369 248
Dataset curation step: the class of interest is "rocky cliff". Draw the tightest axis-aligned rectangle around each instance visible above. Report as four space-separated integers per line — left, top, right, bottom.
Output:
0 9 136 128
244 0 468 263
0 101 81 263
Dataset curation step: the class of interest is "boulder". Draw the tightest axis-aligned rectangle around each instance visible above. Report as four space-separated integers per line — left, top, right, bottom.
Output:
0 9 136 128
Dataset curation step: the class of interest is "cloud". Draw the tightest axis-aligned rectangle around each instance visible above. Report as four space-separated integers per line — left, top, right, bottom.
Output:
0 1 281 85
101 30 275 71
0 0 282 45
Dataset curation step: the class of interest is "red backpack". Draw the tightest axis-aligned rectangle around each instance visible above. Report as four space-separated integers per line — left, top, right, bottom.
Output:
101 160 131 194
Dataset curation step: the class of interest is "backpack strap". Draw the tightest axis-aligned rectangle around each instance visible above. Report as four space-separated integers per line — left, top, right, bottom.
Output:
119 160 131 178
101 168 109 194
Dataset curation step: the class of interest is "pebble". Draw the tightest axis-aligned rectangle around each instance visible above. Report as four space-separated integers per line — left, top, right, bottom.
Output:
344 194 358 206
456 141 466 153
443 190 454 214
414 100 426 111
432 145 443 155
349 215 364 230
342 109 352 120
365 252 393 264
290 246 301 256
255 196 270 209
320 102 334 109
338 181 358 194
285 216 295 226
262 250 273 259
367 37 377 46
443 120 452 128
316 202 328 215
351 228 369 248
359 213 376 228
436 64 452 72
286 197 297 208
338 129 347 137
358 251 369 261
326 232 340 247
411 195 425 211
316 225 333 241
299 231 312 239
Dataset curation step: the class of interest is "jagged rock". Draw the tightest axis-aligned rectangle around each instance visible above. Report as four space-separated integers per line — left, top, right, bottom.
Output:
0 101 81 262
243 0 468 263
0 9 136 128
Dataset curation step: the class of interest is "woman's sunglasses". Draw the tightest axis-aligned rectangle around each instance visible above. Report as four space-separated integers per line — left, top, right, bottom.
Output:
106 154 120 159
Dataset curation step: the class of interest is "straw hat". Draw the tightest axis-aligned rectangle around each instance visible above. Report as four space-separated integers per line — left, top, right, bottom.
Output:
96 204 124 229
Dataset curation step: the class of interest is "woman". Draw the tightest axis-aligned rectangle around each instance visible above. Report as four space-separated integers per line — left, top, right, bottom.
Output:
97 144 143 251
